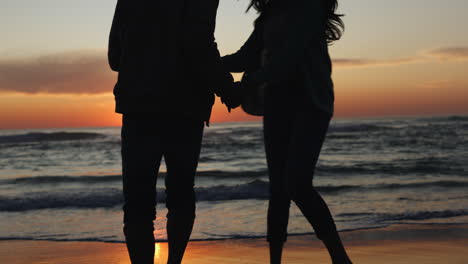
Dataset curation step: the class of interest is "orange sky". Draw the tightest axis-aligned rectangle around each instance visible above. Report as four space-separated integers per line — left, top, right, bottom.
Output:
1 1 468 129
1 51 467 129
1 78 467 130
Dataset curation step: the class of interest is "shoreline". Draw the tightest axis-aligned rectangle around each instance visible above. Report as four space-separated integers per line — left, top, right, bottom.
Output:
1 222 466 244
1 223 467 264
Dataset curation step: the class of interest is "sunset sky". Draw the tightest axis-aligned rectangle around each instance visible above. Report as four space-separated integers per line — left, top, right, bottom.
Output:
1 0 468 129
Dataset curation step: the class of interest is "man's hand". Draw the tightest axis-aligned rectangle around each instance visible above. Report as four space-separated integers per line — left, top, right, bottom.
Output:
221 82 242 112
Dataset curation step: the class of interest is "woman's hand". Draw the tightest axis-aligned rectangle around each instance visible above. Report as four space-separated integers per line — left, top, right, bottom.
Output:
221 82 243 112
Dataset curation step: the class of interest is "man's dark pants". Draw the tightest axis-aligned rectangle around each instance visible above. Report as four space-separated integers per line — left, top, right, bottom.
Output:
121 113 204 264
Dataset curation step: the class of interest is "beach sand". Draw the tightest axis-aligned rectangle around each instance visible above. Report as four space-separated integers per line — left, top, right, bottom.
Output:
1 224 467 264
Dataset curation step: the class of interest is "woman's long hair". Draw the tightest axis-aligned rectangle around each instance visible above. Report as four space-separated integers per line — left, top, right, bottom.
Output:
248 0 344 44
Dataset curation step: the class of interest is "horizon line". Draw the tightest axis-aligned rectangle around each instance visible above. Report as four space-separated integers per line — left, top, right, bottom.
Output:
1 113 467 131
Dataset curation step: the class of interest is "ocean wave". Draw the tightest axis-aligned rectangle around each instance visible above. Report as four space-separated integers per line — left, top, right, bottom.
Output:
2 180 468 212
325 134 361 140
417 115 468 123
340 209 468 223
447 116 468 122
0 132 105 144
0 181 270 212
373 181 468 189
382 210 468 221
2 170 269 185
206 127 262 137
197 170 267 178
2 175 123 184
0 188 123 211
6 158 465 187
327 124 395 133
1 219 466 244
317 180 468 193
317 162 465 175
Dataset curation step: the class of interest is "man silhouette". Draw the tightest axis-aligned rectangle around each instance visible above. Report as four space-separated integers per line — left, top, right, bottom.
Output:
108 0 239 263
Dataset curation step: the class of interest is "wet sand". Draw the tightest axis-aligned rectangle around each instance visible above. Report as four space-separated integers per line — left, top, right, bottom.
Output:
1 224 467 264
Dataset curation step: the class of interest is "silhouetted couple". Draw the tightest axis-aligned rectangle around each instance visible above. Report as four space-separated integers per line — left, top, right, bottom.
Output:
109 0 352 263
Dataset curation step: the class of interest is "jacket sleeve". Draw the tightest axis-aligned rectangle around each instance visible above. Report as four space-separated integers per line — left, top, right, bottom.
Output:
182 0 233 97
108 0 123 72
221 28 262 73
246 0 325 87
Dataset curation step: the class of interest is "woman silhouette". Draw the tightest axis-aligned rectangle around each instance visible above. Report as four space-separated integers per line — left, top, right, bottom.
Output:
222 0 353 263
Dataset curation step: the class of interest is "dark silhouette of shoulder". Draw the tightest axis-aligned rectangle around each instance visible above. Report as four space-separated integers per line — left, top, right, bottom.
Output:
108 0 234 122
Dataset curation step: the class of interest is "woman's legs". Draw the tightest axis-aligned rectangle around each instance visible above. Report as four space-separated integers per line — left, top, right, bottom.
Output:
263 96 294 264
287 109 352 264
294 188 351 263
263 82 352 263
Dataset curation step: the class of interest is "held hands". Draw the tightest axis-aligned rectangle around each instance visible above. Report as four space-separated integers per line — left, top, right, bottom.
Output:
221 82 243 112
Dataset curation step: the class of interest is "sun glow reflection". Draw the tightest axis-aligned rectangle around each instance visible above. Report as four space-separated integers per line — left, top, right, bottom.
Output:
155 243 162 259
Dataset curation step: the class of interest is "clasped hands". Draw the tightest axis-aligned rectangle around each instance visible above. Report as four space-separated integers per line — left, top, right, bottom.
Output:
221 82 243 112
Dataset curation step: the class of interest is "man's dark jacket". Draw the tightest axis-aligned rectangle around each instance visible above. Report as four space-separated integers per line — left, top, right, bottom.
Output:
108 0 233 123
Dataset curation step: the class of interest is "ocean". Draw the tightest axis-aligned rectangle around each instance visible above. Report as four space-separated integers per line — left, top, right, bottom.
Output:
1 116 467 243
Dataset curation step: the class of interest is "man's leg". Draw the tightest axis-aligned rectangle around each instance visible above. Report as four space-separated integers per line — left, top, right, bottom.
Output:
163 118 204 264
121 114 163 264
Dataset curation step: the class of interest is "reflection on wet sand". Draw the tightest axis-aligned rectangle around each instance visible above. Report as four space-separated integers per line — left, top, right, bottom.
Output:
1 224 468 264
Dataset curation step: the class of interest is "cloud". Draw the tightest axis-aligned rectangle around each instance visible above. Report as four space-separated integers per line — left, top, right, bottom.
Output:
416 80 466 91
0 50 116 94
333 46 468 69
425 47 468 61
1 46 466 94
333 57 418 68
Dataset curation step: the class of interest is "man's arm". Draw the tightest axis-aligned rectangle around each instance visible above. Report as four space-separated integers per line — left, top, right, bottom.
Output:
182 0 235 98
108 0 123 72
222 28 262 73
